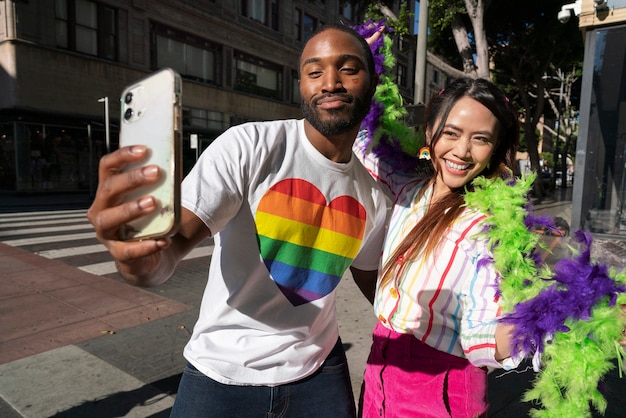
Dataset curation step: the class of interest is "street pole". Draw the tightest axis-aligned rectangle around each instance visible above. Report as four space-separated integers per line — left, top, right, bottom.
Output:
414 0 428 104
87 123 94 198
553 80 564 190
98 97 110 154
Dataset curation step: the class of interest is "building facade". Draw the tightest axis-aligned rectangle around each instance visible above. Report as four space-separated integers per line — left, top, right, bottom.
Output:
571 0 626 238
0 0 424 195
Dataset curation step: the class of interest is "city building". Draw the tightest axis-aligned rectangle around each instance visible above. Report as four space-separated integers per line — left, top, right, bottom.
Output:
0 0 446 196
569 0 626 238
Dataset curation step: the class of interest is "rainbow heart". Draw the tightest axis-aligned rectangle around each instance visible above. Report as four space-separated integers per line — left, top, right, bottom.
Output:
257 178 367 306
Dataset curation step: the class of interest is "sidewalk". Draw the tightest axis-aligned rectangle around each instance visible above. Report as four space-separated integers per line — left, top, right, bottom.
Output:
1 188 625 417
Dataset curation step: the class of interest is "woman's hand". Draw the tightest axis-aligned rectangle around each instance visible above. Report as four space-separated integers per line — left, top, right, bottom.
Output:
365 26 385 46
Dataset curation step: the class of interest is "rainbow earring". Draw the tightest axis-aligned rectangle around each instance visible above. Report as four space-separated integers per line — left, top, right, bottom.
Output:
418 146 431 160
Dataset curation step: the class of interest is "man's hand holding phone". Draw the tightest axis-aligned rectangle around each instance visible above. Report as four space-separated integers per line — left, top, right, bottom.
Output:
87 145 172 286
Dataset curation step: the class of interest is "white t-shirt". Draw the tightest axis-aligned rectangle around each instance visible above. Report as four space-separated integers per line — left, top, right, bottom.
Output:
181 119 387 386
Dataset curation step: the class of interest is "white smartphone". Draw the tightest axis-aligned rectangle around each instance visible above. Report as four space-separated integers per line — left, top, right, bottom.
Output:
118 67 182 241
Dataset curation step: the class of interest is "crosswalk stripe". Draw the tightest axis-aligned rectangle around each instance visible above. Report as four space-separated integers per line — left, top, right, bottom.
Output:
0 218 89 229
0 211 214 280
0 210 86 222
37 244 107 258
0 223 94 237
2 232 96 246
183 245 214 260
78 245 213 276
79 262 119 276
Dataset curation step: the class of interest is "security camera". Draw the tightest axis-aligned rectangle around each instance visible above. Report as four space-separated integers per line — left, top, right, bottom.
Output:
558 9 571 23
558 0 582 23
594 0 608 11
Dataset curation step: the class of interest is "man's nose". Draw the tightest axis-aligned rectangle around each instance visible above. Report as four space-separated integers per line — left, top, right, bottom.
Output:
321 71 344 92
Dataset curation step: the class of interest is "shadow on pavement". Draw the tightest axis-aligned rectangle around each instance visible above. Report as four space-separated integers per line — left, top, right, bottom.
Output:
48 374 181 418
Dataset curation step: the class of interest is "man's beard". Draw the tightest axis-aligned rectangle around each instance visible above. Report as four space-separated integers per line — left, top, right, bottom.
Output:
301 93 371 136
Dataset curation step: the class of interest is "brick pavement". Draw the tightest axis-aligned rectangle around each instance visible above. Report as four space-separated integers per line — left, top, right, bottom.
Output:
0 237 376 417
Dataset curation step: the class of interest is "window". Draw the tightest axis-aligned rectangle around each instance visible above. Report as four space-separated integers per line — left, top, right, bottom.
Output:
340 2 356 21
152 24 221 85
294 8 302 40
292 70 301 104
55 0 117 60
398 34 412 53
234 52 282 100
0 124 16 191
397 64 407 88
294 9 319 42
302 14 317 42
241 0 279 31
183 108 224 132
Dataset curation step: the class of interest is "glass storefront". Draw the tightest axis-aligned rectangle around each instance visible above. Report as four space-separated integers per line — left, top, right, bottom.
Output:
0 123 16 190
573 24 626 236
0 119 107 193
0 113 223 194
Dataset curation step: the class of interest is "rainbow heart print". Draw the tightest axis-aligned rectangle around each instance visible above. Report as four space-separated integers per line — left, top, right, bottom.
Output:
257 178 367 306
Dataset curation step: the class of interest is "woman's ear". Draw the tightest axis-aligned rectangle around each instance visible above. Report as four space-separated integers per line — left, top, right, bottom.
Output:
425 129 432 146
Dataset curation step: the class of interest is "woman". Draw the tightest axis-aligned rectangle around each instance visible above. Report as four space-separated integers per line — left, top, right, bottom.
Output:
355 23 626 417
355 77 522 417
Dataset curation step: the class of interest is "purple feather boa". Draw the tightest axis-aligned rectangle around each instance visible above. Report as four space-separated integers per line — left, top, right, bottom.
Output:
352 20 423 174
503 230 626 356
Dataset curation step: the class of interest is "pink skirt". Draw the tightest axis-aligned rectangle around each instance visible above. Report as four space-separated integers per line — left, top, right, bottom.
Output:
360 322 488 418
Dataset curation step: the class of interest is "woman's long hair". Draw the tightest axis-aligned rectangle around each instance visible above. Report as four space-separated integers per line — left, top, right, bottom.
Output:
379 77 520 286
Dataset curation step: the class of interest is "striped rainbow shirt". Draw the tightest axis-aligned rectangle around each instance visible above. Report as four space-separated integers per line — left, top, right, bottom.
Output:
354 131 518 370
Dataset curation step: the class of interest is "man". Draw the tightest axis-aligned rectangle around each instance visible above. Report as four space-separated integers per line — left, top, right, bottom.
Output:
87 24 386 417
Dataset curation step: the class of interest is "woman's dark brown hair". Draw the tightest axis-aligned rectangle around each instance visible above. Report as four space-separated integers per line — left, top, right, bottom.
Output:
380 77 520 286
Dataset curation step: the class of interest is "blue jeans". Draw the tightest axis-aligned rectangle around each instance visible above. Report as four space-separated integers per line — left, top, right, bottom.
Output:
170 338 356 418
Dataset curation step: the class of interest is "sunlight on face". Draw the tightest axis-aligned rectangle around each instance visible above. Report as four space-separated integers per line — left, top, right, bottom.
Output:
431 97 499 200
299 29 373 136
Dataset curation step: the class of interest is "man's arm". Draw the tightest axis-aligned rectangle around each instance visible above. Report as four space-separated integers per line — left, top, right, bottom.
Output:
350 266 378 305
87 145 210 287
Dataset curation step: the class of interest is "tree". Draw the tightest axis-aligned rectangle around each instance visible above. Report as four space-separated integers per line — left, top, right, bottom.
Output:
429 0 491 78
486 0 583 197
429 0 583 197
356 1 583 198
362 1 413 36
541 66 581 189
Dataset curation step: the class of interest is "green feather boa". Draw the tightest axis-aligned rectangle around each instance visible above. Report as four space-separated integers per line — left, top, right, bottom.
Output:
361 22 626 416
467 174 626 417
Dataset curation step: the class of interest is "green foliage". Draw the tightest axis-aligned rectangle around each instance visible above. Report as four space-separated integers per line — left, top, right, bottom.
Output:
428 0 469 69
427 0 584 115
487 0 584 105
363 2 414 37
540 152 554 168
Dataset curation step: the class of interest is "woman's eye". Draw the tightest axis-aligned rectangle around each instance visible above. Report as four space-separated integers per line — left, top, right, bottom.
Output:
473 136 492 144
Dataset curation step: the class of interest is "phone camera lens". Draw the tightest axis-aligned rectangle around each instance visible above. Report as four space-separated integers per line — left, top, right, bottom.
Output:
124 92 133 104
124 108 133 120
